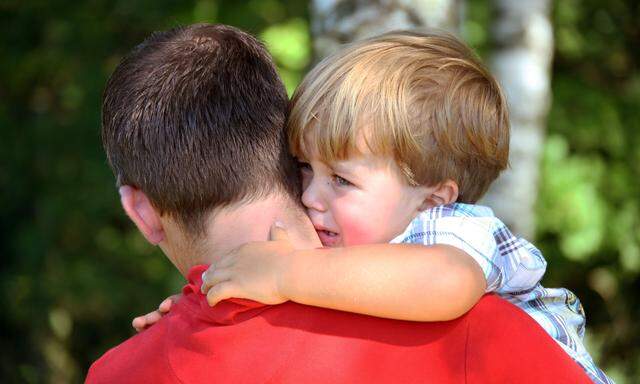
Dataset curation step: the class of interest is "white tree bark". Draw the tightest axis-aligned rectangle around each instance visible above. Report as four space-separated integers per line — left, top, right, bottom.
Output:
311 0 463 59
480 0 554 238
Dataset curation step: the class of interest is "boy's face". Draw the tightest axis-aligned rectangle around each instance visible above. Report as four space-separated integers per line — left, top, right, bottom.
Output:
298 142 430 247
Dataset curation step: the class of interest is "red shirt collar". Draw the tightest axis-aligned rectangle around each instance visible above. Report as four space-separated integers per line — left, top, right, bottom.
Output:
183 265 269 325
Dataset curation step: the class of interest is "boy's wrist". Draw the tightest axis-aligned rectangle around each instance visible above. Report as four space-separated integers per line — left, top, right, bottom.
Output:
276 248 302 301
277 248 322 303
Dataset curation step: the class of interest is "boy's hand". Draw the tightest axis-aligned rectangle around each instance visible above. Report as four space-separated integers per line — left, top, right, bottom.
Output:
131 294 181 332
201 223 296 307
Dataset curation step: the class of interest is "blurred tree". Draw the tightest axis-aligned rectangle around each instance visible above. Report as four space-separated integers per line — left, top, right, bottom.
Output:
535 1 640 381
311 0 463 58
480 0 554 238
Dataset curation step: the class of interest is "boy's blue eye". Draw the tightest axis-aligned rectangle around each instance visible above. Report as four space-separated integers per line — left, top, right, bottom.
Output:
333 175 353 187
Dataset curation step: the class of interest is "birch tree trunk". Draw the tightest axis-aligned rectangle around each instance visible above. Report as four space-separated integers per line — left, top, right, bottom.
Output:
311 0 463 59
480 0 554 238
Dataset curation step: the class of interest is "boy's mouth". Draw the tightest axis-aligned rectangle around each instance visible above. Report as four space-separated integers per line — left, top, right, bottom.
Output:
315 227 341 247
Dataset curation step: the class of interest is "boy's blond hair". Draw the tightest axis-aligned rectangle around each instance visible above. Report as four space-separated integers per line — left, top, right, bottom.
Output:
288 30 509 203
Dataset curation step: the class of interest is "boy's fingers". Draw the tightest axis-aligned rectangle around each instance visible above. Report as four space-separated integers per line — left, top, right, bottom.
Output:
132 310 161 332
200 258 235 292
133 305 171 332
144 311 162 325
206 282 235 307
201 268 233 293
158 298 173 313
144 311 163 326
132 316 146 332
269 222 289 241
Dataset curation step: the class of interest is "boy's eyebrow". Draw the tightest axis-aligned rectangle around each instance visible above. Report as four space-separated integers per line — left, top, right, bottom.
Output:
329 160 359 176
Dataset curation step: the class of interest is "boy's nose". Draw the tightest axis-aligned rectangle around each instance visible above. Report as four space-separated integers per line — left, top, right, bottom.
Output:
301 178 326 212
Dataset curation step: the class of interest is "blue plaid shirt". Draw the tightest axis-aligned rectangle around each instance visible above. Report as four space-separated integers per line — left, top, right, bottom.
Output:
391 203 613 384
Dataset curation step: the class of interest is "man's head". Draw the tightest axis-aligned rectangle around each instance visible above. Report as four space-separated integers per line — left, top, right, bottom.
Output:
102 24 304 271
289 30 510 204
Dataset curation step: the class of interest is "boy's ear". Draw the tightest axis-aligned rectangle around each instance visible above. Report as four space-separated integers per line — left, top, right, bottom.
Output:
119 185 165 245
419 179 459 211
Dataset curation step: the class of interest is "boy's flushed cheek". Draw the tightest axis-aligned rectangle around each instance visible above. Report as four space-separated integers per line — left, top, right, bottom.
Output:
340 224 373 246
336 209 383 246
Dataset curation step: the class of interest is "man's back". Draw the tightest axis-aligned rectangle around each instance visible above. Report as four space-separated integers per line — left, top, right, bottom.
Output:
87 266 591 383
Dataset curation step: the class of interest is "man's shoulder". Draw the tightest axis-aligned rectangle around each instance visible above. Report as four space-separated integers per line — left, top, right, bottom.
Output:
464 293 560 342
86 314 176 383
463 295 592 383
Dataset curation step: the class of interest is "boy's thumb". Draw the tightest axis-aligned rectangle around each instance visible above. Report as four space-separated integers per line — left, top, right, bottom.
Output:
269 221 289 241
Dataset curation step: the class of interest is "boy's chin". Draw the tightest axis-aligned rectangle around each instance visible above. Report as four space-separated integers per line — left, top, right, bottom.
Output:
317 229 342 247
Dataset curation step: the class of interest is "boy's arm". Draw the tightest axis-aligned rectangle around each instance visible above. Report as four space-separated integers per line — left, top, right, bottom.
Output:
283 243 486 321
202 225 486 322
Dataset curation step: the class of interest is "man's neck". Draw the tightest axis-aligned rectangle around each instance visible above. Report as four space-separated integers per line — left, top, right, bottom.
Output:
163 195 321 278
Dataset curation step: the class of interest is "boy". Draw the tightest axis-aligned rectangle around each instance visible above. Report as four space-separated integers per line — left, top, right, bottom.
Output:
141 30 611 383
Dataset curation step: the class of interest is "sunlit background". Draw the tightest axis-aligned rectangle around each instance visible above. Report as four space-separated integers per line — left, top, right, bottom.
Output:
1 1 638 383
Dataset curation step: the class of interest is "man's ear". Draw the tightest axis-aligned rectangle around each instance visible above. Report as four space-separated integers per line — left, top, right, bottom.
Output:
418 180 459 211
119 185 165 245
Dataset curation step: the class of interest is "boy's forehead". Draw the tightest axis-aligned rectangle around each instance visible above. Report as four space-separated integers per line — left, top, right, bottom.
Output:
300 129 397 171
299 122 377 159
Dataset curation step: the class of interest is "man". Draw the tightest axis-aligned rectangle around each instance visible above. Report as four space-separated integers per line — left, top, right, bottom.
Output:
87 23 592 383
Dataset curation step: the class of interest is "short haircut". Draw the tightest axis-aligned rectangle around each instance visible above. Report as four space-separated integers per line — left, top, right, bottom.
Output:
288 30 509 203
102 23 298 235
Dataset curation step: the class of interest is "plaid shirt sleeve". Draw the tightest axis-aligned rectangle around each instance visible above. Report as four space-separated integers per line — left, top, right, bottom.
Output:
391 207 547 294
393 205 613 384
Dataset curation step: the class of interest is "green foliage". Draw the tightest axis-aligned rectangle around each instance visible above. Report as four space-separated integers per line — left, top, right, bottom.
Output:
538 134 607 260
0 1 309 382
261 18 311 95
468 2 640 381
537 0 640 381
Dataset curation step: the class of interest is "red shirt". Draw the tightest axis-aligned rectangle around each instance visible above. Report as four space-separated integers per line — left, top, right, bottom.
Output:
86 265 591 383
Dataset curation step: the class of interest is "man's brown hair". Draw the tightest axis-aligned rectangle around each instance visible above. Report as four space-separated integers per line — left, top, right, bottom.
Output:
102 24 298 235
289 30 510 203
